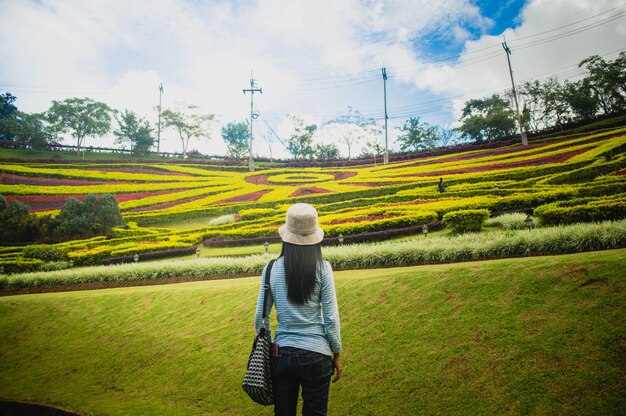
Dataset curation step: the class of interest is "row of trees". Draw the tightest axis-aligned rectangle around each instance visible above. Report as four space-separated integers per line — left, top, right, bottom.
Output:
1 53 623 159
455 52 626 143
0 94 214 158
0 194 123 244
221 108 382 161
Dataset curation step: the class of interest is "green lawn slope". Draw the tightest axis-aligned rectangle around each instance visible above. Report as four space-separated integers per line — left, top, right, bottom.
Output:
1 249 624 415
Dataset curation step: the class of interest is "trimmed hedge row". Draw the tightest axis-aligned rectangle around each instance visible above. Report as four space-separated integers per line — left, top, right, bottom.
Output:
101 246 199 265
2 219 625 290
534 198 626 225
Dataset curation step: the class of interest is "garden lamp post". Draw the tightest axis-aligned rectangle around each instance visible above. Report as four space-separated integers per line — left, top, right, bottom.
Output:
422 224 429 237
525 214 533 231
196 247 201 258
338 234 344 245
264 241 269 254
134 254 139 263
69 260 74 268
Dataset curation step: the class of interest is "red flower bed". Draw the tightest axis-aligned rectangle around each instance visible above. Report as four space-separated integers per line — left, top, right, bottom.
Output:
0 173 129 186
214 190 272 204
611 169 626 176
329 215 395 225
400 148 590 177
386 142 550 170
291 187 331 197
7 189 184 212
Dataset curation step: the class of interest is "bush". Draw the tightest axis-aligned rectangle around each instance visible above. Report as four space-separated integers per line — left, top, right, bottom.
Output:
534 199 626 226
485 212 532 230
443 209 490 233
22 245 69 262
208 215 236 226
102 246 199 265
0 258 44 275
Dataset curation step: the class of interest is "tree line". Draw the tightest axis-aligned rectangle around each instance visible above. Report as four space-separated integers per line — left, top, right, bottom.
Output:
1 52 624 159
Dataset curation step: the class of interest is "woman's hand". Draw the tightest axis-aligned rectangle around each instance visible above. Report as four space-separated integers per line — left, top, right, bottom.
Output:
332 353 342 383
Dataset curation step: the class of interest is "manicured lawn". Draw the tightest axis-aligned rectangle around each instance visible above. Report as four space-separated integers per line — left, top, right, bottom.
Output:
0 249 624 415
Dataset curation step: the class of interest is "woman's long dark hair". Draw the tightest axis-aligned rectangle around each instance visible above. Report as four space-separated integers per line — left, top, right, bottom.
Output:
280 242 323 305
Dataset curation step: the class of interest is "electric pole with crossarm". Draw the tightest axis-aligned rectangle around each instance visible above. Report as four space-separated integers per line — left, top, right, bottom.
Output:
243 73 262 171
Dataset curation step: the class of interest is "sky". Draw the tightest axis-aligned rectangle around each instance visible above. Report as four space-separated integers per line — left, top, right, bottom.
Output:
0 0 625 159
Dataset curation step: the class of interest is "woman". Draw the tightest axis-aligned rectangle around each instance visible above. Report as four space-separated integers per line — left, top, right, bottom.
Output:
254 203 342 416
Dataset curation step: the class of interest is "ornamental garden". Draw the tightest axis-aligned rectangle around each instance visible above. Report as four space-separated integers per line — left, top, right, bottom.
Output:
0 123 624 280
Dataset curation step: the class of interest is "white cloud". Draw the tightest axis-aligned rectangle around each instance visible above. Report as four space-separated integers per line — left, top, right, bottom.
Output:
0 0 623 156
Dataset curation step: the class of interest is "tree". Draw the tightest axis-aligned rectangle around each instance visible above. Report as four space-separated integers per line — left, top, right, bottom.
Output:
325 107 380 159
396 117 439 152
221 121 249 159
287 114 316 160
161 103 215 158
47 97 112 154
0 196 30 243
314 143 340 160
55 194 123 239
360 138 385 164
562 79 598 121
579 52 626 114
456 94 516 143
113 110 154 154
0 92 17 119
0 93 52 148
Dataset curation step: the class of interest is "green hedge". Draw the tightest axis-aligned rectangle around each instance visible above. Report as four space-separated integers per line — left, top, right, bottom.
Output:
0 258 44 274
534 199 626 226
21 245 69 262
3 220 625 290
443 209 490 233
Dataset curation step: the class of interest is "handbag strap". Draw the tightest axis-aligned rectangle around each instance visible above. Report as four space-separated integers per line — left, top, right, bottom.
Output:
261 259 276 321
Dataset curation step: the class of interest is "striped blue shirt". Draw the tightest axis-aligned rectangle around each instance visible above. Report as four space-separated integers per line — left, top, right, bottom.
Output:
254 257 342 356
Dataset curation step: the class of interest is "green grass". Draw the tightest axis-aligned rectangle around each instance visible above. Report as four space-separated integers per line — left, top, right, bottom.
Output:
0 249 624 415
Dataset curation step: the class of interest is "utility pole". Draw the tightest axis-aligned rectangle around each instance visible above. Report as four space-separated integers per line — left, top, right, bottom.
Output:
382 67 389 164
157 83 163 153
242 73 262 172
502 40 528 146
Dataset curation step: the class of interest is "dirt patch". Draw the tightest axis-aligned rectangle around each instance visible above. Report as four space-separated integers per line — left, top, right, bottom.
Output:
291 187 331 197
397 148 591 177
244 175 270 185
331 171 357 180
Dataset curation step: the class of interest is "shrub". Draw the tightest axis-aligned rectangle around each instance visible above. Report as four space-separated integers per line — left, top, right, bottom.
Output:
443 209 490 233
534 199 626 226
208 214 236 226
485 212 532 230
0 258 44 275
102 246 199 265
22 245 69 262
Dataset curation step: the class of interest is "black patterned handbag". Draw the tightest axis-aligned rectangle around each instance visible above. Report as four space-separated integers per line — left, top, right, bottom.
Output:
242 259 276 405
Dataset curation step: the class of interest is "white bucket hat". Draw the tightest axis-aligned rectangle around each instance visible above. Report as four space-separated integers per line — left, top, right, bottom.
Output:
278 203 325 245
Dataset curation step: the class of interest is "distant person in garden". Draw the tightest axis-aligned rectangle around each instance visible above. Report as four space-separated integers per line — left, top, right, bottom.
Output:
438 177 446 193
254 203 342 416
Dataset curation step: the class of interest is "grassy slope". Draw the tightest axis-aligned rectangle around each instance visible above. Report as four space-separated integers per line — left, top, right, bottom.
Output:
0 250 624 416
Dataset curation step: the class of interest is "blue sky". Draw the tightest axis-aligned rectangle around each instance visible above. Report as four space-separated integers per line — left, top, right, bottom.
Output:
0 0 624 158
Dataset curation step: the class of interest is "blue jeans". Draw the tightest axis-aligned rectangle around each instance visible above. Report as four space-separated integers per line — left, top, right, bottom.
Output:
271 347 333 416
